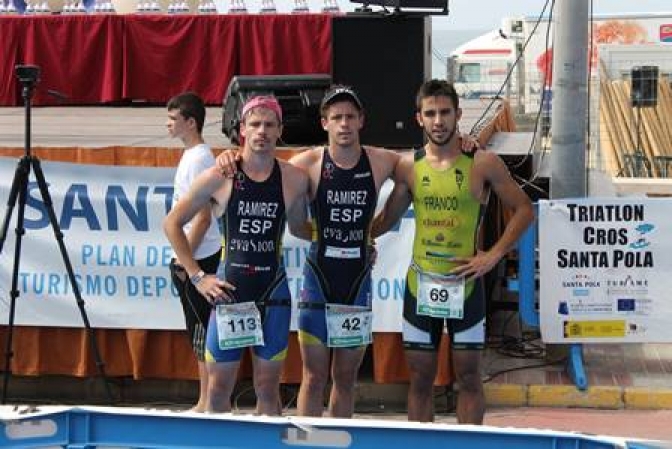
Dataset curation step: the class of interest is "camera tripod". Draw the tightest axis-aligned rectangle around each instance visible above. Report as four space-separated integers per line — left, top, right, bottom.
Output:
0 65 112 403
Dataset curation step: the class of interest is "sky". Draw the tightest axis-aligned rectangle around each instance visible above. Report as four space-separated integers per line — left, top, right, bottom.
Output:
266 0 672 30
432 0 672 30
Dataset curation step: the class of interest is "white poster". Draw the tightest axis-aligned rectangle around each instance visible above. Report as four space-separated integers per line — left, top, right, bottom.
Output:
0 159 412 331
539 198 672 343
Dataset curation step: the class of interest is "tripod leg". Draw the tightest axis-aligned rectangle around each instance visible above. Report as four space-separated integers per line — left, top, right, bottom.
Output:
1 157 31 404
29 157 115 403
0 157 31 254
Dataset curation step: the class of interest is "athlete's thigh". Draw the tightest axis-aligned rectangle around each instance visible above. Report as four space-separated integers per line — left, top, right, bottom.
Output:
298 261 329 345
331 347 366 378
299 341 330 377
252 355 284 386
207 360 241 391
405 348 439 376
451 348 482 379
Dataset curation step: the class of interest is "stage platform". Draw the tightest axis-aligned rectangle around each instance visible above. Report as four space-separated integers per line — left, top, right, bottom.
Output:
0 405 664 448
0 98 508 149
0 106 227 149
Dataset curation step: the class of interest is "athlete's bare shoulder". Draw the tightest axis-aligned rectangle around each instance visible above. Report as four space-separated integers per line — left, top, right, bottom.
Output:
398 150 415 165
278 158 308 180
365 146 403 165
473 146 498 162
473 147 508 173
288 146 322 170
364 146 406 185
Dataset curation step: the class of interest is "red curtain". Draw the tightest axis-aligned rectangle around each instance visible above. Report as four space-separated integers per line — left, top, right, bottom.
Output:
0 17 23 106
21 15 124 105
123 15 239 104
0 15 332 106
236 14 332 76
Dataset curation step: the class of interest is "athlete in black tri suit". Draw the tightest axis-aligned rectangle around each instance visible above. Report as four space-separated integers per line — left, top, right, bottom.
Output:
299 145 378 344
204 158 290 361
289 87 401 418
164 96 310 415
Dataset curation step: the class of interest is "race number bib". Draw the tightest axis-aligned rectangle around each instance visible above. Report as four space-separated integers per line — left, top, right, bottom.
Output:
325 304 372 348
417 271 465 319
215 302 264 350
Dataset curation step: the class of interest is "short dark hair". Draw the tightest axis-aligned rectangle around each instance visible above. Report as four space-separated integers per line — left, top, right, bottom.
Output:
416 79 459 111
167 92 206 133
320 85 364 118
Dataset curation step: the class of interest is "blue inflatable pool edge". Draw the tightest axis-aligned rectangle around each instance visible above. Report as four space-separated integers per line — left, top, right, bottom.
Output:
0 405 666 449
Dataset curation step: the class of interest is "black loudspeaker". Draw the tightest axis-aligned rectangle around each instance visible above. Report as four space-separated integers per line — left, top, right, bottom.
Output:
332 15 431 148
222 74 331 145
631 66 658 108
350 0 448 15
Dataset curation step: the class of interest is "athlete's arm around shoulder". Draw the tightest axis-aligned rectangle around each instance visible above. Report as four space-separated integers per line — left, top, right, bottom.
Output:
371 152 414 239
279 160 312 241
288 146 321 171
476 150 534 258
287 146 322 200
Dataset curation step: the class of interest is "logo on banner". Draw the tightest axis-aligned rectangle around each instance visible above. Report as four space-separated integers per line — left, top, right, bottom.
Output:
558 300 614 315
617 298 636 312
563 320 626 338
561 273 600 289
661 24 672 42
630 223 654 249
606 275 649 296
628 322 647 335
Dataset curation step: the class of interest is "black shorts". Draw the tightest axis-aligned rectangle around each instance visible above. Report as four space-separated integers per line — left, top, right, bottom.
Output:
402 267 486 351
169 249 221 361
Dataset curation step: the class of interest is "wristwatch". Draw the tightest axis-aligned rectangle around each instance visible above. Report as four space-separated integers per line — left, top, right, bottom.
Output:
189 270 206 286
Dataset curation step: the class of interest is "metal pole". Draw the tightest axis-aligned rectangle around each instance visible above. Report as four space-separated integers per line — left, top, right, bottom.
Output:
549 0 589 199
516 41 525 115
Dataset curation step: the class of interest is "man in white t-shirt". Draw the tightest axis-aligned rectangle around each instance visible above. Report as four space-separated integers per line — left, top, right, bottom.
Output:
166 92 222 412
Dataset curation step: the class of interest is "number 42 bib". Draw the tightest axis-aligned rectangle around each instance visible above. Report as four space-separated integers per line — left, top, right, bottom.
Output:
325 304 372 348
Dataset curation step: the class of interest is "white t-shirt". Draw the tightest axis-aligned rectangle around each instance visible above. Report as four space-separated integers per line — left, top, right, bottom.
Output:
171 143 221 260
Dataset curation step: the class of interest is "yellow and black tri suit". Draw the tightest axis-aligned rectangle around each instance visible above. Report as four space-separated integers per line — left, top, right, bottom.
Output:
403 148 487 351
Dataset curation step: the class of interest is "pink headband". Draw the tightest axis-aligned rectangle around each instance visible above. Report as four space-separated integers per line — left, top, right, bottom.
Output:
241 96 283 123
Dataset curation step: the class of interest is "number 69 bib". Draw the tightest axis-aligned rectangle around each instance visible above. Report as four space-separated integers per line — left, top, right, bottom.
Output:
417 271 465 319
325 304 372 348
215 302 264 350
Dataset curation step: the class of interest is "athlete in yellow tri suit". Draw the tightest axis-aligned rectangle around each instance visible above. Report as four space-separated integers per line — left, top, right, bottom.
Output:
373 79 534 425
405 147 486 352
